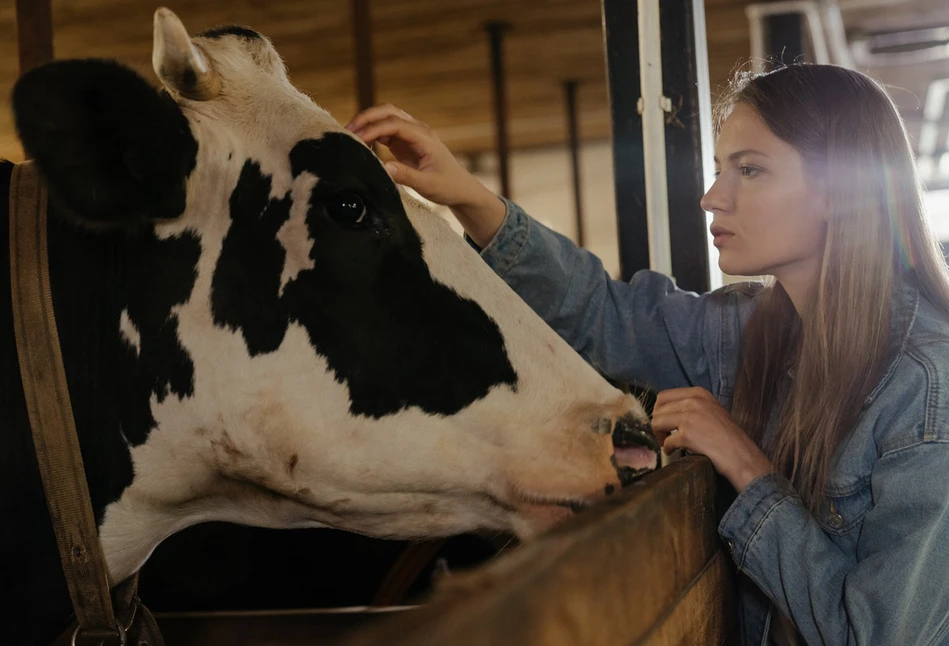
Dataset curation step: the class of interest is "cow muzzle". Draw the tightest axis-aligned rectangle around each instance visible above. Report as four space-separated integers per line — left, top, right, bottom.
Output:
611 414 660 486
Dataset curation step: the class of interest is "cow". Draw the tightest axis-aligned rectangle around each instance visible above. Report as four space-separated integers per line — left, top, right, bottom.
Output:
0 8 658 644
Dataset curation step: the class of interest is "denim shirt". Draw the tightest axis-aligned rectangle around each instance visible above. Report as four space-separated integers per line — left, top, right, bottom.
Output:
472 199 949 646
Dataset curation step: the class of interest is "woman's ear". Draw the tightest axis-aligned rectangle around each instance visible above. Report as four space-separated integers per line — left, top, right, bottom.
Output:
12 58 198 225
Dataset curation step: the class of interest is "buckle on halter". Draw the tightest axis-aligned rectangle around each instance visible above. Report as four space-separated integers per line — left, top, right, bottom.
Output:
70 597 138 646
70 623 126 646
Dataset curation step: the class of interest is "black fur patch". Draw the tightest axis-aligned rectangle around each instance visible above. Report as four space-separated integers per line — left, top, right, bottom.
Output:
211 134 518 418
211 162 292 355
117 231 202 446
199 25 262 40
11 59 198 226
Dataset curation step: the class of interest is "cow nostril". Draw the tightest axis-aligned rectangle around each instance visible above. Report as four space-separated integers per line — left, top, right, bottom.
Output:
612 416 659 453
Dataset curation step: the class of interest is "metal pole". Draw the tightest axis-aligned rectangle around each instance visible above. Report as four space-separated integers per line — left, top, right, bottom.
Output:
767 12 805 63
564 80 585 248
15 0 54 77
601 0 713 291
601 0 649 280
350 0 375 111
485 21 512 200
659 0 713 293
637 0 673 278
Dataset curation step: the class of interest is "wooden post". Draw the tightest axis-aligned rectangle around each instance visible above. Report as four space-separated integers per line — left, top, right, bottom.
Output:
15 0 54 77
350 0 375 111
564 80 585 248
485 21 511 200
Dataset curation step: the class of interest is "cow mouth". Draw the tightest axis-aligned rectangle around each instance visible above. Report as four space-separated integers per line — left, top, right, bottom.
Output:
512 489 593 515
612 417 660 484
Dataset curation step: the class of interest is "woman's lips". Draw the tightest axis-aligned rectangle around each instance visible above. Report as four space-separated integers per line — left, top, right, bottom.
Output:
710 226 734 247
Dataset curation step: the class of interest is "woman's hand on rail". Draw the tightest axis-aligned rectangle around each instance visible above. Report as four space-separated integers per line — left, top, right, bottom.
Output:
651 386 775 493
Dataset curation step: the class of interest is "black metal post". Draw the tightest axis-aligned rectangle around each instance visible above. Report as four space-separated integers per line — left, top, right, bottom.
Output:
659 0 710 293
601 0 711 291
485 21 512 200
564 80 585 247
767 13 806 63
601 0 649 281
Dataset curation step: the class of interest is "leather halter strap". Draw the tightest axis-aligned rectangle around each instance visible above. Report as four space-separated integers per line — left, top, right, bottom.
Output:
9 160 125 644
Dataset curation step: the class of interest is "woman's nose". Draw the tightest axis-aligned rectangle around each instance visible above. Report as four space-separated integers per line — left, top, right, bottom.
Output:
700 178 730 213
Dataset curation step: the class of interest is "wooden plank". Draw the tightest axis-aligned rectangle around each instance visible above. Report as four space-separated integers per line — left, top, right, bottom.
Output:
50 608 416 646
638 550 736 646
339 456 734 646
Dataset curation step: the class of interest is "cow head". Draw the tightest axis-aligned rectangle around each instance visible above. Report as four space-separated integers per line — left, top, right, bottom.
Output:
11 8 658 583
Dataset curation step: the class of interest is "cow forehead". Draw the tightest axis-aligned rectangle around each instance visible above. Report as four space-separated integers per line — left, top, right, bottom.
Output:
174 27 342 141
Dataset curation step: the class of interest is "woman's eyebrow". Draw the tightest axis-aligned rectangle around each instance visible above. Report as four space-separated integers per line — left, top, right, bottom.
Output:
713 149 772 164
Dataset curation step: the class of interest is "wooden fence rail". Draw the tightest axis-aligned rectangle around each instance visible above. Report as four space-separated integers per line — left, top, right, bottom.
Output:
149 456 738 646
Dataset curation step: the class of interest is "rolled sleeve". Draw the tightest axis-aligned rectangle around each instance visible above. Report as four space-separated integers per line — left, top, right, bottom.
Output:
719 471 799 569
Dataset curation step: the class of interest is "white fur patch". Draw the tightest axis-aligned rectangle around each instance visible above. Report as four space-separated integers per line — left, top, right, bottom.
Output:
277 172 318 295
119 309 141 356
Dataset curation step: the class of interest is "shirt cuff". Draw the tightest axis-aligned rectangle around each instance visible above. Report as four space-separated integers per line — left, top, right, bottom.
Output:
718 470 800 570
464 197 531 276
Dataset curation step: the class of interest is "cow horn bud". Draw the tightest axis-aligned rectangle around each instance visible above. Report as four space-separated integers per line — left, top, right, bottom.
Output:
152 7 220 101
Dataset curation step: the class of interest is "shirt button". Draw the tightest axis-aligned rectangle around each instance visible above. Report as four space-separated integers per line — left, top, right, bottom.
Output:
828 512 844 529
727 539 735 553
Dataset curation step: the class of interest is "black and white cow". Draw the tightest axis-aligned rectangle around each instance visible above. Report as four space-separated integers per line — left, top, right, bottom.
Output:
1 8 657 643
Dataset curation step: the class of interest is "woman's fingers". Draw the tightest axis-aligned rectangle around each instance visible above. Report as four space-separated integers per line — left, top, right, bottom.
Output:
349 115 430 149
346 103 418 133
654 386 713 408
649 410 681 449
382 161 438 196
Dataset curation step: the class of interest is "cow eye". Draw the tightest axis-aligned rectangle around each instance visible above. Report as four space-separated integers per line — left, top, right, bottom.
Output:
326 193 367 226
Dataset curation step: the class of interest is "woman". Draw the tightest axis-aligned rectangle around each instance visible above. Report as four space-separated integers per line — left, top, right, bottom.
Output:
347 64 949 645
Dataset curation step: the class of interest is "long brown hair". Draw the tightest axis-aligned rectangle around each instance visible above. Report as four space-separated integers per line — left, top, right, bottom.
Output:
723 64 949 512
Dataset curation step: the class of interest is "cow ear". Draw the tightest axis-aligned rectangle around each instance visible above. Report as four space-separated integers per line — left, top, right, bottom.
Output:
11 58 198 226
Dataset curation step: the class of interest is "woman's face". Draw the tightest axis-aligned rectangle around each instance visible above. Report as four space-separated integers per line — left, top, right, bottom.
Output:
702 103 828 286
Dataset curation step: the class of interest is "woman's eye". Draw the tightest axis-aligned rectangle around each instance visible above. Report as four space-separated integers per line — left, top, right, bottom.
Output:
326 193 367 226
740 165 761 178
